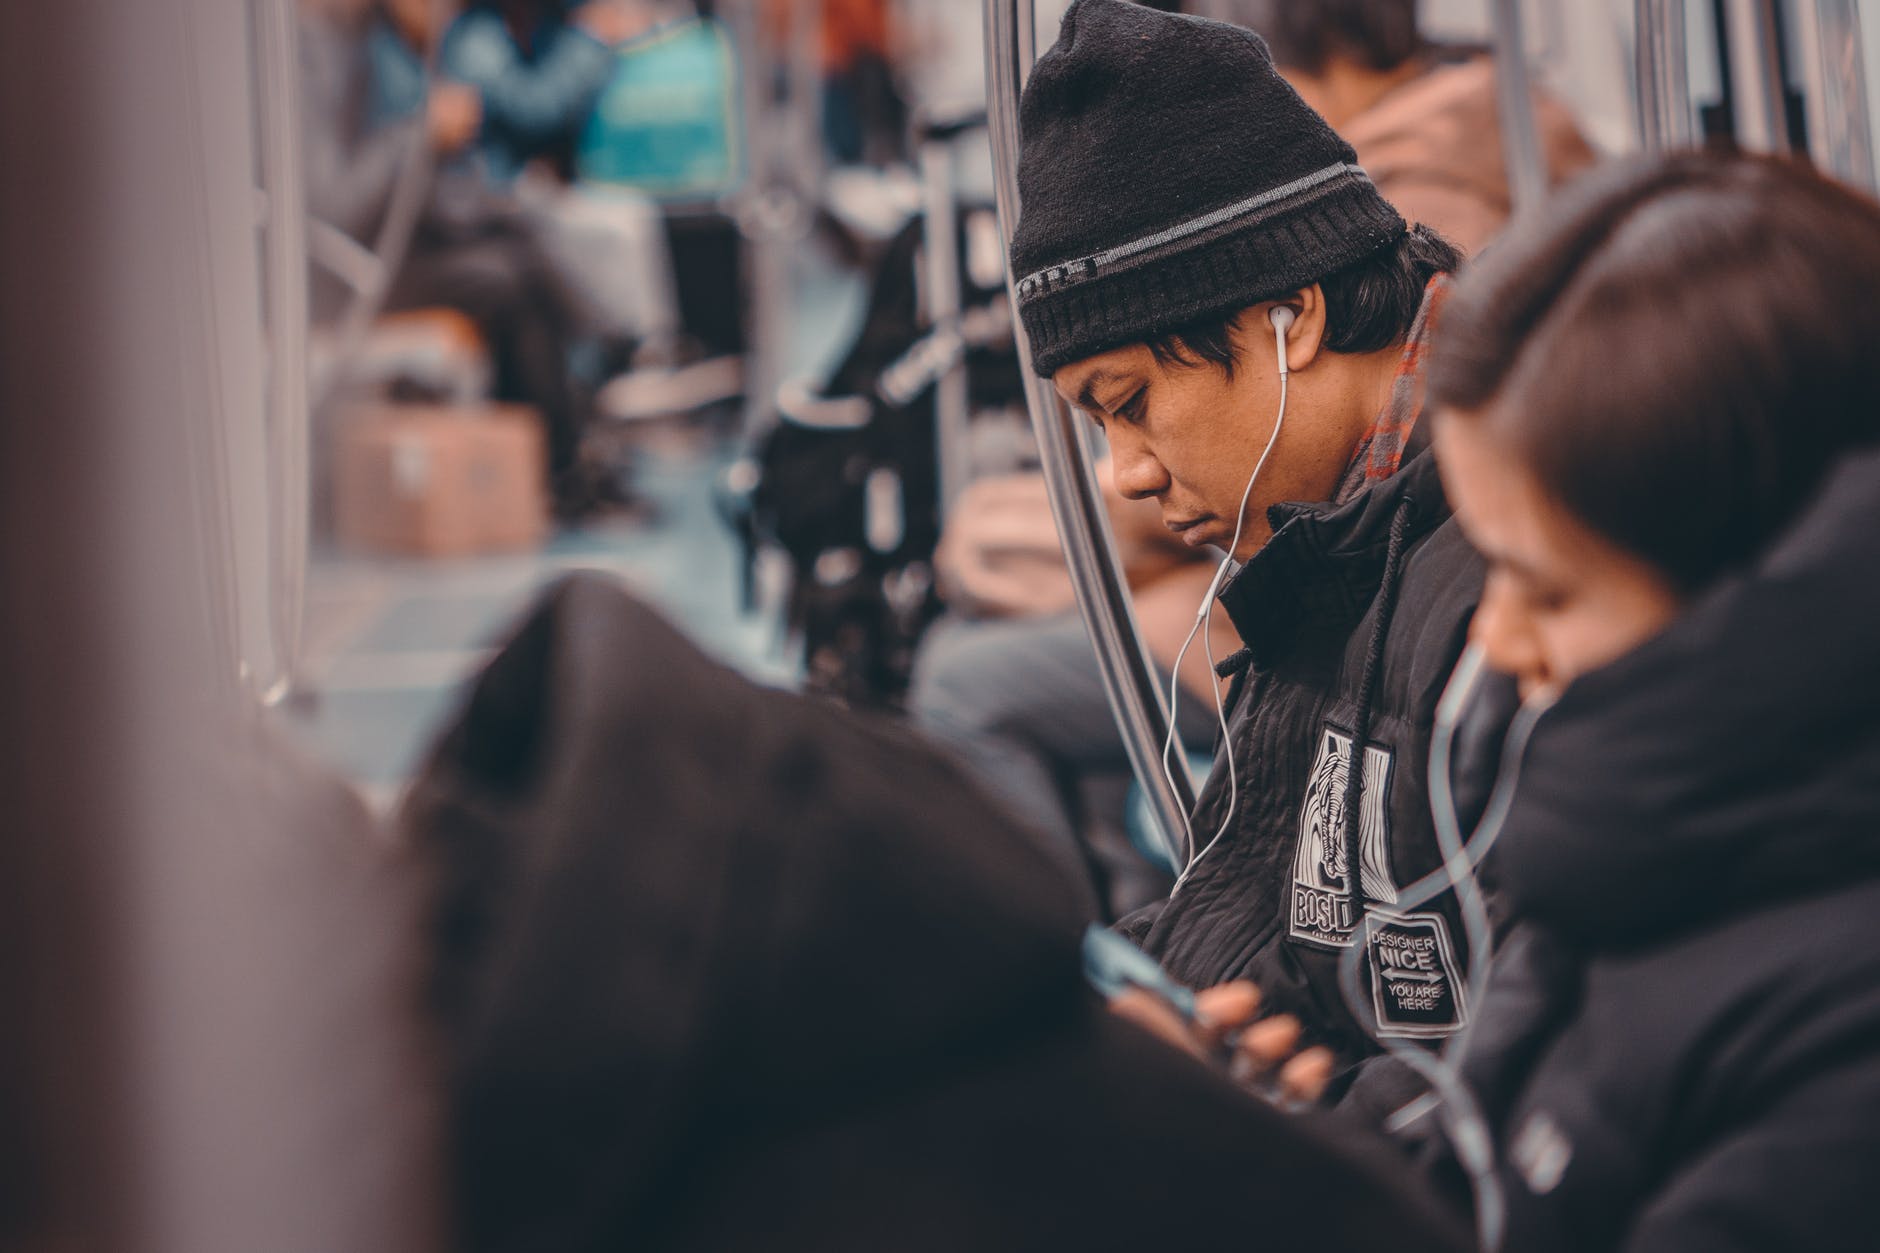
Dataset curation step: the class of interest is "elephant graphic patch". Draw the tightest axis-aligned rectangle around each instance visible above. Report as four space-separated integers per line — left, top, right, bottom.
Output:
1288 725 1397 949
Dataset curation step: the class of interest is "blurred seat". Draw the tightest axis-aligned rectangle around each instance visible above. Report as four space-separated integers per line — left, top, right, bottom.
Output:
313 307 492 405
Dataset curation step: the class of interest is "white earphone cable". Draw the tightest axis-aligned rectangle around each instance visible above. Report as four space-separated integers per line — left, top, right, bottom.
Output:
1165 309 1291 887
1336 645 1555 1253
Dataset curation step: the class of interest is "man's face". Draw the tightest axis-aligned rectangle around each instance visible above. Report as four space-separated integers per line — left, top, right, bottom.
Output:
1050 309 1342 562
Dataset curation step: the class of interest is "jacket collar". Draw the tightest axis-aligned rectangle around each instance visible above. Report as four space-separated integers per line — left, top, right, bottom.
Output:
1216 428 1450 672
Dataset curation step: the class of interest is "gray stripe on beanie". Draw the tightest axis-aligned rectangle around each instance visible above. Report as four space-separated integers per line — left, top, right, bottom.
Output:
1016 161 1372 302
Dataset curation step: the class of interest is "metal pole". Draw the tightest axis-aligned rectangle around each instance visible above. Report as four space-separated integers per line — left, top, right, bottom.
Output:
920 132 972 515
1720 0 1793 152
788 0 825 186
313 0 446 408
1636 0 1697 150
1791 0 1876 190
253 0 311 705
732 0 811 440
983 0 1197 868
1489 0 1550 211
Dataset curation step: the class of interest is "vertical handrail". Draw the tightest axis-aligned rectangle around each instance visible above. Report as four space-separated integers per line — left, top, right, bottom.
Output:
312 0 448 410
787 0 826 184
983 0 1196 867
1791 0 1876 190
731 0 814 440
1489 0 1550 211
919 130 972 515
252 0 311 705
1636 0 1696 150
1720 0 1793 153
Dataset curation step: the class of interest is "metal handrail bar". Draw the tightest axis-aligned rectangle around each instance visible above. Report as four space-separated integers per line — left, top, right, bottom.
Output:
1489 0 1550 211
1720 0 1794 153
1791 0 1876 190
982 0 1197 868
312 0 448 409
1636 0 1696 151
731 0 817 440
252 0 311 705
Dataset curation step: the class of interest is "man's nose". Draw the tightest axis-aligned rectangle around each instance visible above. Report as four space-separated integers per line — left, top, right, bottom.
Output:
1108 428 1168 501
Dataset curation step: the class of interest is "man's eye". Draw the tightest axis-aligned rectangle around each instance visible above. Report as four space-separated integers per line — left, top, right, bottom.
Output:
1520 581 1569 613
1116 389 1148 423
1492 565 1567 614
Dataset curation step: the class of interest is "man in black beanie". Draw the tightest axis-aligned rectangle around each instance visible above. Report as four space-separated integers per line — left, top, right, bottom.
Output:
1005 0 1484 1103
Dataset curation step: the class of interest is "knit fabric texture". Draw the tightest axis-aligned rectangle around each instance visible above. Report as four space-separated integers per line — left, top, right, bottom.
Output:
1010 0 1407 376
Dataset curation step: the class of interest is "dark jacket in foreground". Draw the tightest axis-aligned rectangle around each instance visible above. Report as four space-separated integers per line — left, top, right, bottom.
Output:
401 575 1468 1253
1422 449 1880 1252
1123 436 1485 1073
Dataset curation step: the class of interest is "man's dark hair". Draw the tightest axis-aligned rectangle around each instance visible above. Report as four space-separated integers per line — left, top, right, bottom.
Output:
1147 223 1460 376
1223 0 1422 74
1430 152 1880 593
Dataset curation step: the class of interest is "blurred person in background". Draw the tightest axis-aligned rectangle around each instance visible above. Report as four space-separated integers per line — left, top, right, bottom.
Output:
765 0 906 167
299 0 633 519
911 0 1594 918
442 0 703 389
820 0 902 166
440 0 649 186
1226 0 1595 253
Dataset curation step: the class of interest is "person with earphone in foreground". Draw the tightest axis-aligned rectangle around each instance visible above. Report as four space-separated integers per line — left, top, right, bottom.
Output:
1002 0 1482 1113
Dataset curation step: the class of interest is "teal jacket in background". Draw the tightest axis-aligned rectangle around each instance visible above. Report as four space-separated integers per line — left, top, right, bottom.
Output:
441 9 616 185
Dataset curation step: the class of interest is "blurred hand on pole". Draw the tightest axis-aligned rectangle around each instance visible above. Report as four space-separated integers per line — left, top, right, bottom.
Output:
426 82 482 152
572 1 656 47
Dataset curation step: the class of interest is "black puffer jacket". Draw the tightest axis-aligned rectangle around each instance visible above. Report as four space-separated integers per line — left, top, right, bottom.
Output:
1123 435 1486 1070
1423 449 1880 1252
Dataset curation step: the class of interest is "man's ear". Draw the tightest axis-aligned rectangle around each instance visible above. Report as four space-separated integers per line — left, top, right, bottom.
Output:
1276 284 1328 375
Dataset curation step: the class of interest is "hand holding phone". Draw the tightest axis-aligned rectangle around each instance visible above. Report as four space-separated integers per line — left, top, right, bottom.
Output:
1083 925 1336 1104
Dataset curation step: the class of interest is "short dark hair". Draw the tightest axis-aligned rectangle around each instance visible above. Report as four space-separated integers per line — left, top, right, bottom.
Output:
1146 222 1461 376
1219 0 1422 74
1430 152 1880 593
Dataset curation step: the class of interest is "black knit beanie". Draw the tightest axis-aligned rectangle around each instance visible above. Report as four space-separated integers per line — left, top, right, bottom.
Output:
1011 0 1407 376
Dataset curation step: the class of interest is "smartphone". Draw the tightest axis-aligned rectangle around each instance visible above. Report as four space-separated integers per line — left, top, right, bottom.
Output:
1081 923 1198 1021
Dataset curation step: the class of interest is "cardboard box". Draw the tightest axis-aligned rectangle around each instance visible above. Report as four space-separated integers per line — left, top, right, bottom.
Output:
334 403 548 557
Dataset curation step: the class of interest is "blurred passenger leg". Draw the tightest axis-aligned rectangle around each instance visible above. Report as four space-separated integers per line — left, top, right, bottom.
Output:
527 182 683 348
386 232 594 508
910 611 1213 918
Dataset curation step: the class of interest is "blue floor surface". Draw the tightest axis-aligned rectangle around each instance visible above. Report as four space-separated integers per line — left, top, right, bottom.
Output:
289 434 800 808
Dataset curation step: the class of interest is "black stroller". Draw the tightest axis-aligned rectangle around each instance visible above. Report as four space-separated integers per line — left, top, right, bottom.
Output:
731 115 1028 707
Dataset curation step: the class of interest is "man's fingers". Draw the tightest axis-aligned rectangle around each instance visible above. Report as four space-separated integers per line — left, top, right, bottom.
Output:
1236 1014 1303 1068
1193 980 1261 1029
1109 988 1204 1059
1277 1047 1336 1104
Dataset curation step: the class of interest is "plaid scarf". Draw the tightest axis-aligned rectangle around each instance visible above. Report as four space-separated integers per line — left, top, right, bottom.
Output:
1333 273 1452 504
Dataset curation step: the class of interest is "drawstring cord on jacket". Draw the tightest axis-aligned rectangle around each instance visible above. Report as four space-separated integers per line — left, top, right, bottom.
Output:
1339 497 1415 931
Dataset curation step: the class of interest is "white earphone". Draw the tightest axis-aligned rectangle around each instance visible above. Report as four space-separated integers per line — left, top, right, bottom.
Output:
1269 304 1296 371
1164 304 1296 882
